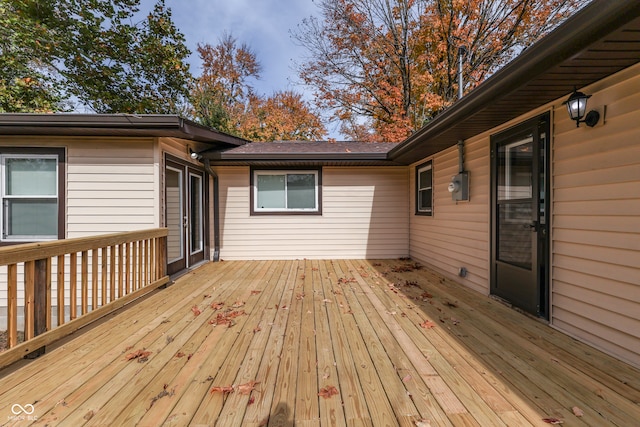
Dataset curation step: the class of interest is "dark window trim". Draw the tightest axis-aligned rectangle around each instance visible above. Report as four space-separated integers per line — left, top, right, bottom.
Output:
415 160 433 216
0 147 66 246
250 166 323 216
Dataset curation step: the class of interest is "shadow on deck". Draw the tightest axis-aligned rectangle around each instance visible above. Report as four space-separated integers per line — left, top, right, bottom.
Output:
0 259 638 426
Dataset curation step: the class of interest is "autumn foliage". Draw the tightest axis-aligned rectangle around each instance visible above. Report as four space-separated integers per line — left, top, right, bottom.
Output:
293 0 585 141
190 33 325 141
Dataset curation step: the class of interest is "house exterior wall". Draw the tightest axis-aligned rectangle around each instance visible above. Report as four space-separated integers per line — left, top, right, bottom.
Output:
216 166 409 260
0 136 159 238
409 136 491 295
408 62 640 367
550 63 640 367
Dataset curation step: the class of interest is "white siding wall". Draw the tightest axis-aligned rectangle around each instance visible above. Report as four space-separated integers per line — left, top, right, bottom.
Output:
217 166 409 260
409 137 491 295
66 138 157 237
550 63 640 367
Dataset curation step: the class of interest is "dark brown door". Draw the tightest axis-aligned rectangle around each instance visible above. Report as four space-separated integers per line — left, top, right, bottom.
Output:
165 159 207 276
491 114 549 317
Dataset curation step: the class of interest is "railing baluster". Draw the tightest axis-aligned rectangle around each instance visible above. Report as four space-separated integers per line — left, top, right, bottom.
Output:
125 243 131 295
81 251 88 315
118 243 124 298
7 263 18 348
45 258 52 331
132 241 138 291
57 255 65 326
109 245 116 302
91 249 98 310
70 252 77 320
101 247 107 306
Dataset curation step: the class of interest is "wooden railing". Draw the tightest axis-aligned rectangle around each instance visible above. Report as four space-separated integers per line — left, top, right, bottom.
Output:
0 228 169 368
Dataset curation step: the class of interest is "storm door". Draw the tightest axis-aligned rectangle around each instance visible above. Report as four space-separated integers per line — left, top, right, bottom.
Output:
165 158 207 276
490 113 549 318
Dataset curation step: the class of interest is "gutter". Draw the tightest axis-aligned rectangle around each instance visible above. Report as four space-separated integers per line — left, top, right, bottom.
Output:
202 158 221 262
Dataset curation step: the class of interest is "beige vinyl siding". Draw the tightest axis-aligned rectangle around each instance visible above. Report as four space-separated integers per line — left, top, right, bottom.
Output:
217 166 409 260
409 137 490 294
550 63 640 367
66 138 157 237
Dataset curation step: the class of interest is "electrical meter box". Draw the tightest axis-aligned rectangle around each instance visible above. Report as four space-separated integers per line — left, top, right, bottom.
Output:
448 171 469 201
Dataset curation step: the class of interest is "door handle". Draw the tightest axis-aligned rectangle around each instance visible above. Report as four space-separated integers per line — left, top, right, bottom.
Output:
525 221 538 231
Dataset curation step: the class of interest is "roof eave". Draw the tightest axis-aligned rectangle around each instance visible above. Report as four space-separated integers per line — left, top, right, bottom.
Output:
0 113 248 146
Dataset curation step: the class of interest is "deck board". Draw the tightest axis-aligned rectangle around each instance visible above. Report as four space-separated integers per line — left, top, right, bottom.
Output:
1 259 639 426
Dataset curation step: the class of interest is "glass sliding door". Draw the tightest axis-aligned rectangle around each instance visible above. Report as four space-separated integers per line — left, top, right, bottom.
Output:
165 157 207 275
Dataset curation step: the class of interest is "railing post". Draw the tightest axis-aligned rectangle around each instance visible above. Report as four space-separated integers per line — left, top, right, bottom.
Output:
26 258 48 358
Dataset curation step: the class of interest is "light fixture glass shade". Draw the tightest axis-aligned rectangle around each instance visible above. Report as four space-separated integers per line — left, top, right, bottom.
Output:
564 89 591 122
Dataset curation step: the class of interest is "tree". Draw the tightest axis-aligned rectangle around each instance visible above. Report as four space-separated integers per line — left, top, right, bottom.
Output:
0 0 191 114
191 34 325 141
191 33 261 134
240 91 326 141
293 0 586 141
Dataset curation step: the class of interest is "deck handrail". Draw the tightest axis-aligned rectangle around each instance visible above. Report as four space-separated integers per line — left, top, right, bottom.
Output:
0 228 169 369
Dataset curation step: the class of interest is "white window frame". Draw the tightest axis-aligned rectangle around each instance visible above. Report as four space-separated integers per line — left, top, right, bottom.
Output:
416 161 433 215
253 170 320 213
0 153 60 242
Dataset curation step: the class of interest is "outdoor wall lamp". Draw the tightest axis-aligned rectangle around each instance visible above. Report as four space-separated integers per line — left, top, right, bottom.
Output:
564 88 600 127
189 147 203 160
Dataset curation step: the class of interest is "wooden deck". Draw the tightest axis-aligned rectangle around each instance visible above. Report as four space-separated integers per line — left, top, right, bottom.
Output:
1 259 638 426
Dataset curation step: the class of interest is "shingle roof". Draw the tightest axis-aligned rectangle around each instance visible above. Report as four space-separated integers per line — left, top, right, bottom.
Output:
202 141 401 166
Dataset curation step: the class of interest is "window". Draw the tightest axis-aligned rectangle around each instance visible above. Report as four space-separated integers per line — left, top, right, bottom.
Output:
0 149 65 243
416 161 433 215
252 169 321 214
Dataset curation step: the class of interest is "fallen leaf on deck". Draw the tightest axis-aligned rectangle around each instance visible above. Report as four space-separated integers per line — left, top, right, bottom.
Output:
318 385 339 399
322 299 332 303
191 305 201 316
175 352 185 358
232 301 245 308
251 290 261 295
572 406 584 417
253 325 262 333
211 302 225 310
149 384 175 409
451 317 460 325
237 380 259 395
420 320 436 329
415 420 431 427
210 385 234 395
444 301 458 308
542 417 564 424
420 292 433 299
248 396 255 405
125 349 152 361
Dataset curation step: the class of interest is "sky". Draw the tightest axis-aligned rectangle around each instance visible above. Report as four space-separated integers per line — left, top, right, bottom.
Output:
141 0 320 99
